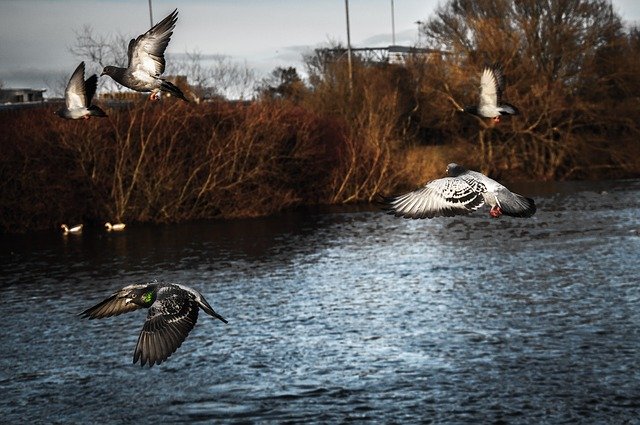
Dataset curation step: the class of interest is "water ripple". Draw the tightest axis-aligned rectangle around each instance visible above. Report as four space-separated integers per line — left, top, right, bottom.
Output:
0 180 639 423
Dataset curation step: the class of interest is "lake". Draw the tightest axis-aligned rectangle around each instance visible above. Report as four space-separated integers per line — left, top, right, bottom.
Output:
1 179 639 423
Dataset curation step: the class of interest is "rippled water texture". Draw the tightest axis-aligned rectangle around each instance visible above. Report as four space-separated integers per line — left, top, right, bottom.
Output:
1 180 639 423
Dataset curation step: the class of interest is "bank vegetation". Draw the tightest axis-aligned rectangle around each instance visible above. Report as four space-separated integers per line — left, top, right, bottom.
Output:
1 0 639 232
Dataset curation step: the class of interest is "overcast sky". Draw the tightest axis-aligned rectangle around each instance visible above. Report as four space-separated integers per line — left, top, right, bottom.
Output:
1 0 639 92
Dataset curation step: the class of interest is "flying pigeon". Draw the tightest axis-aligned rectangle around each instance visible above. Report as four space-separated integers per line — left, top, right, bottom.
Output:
55 62 106 120
463 64 519 124
100 9 188 102
380 163 536 219
80 282 227 367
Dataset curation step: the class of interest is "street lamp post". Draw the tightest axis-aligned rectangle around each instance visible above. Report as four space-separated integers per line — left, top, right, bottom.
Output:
391 0 396 45
345 0 354 92
148 0 154 27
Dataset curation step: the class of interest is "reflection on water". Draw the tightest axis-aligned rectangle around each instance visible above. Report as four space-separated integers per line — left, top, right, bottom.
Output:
1 180 639 423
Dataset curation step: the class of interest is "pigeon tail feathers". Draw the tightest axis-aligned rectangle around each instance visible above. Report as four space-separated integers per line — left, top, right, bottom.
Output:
88 105 107 117
498 102 519 116
499 194 536 217
160 80 188 102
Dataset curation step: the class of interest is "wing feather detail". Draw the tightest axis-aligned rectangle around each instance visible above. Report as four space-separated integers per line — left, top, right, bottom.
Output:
128 9 178 78
381 177 485 219
479 66 499 110
78 284 147 319
133 292 199 367
65 62 87 109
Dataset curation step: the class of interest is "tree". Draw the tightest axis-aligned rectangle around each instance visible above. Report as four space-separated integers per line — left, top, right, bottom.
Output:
168 52 257 101
258 67 307 101
414 0 636 179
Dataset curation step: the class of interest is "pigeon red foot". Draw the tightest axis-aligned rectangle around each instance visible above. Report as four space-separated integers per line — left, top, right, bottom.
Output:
490 205 503 218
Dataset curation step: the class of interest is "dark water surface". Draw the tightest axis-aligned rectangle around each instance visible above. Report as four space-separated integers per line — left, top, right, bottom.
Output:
1 180 639 423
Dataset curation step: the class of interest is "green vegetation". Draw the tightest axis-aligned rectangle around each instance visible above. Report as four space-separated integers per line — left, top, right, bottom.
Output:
1 0 639 233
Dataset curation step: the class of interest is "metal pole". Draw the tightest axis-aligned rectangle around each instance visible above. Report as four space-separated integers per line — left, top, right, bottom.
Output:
391 0 396 45
345 0 353 91
148 0 154 26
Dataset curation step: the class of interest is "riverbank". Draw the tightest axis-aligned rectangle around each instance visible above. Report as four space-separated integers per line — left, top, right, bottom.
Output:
1 97 638 234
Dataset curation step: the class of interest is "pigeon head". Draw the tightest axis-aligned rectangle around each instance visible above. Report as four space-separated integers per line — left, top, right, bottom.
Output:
446 163 466 177
101 66 118 77
123 286 157 307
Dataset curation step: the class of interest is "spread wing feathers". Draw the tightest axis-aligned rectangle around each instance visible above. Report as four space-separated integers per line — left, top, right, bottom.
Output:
84 74 98 107
493 188 537 218
78 284 148 319
479 66 504 109
133 293 199 367
381 177 486 219
65 62 87 109
128 8 178 77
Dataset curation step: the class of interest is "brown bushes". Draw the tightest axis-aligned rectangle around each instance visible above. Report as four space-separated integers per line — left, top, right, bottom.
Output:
415 0 640 181
3 0 640 233
0 97 405 232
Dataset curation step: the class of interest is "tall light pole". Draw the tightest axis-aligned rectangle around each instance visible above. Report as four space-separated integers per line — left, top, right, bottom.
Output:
391 0 396 45
148 0 154 26
344 0 353 91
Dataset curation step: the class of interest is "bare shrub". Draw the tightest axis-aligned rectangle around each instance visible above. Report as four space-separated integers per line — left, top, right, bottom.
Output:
416 0 640 180
168 52 257 100
304 56 417 202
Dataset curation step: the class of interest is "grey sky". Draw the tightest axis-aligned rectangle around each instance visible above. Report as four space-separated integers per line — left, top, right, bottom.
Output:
1 0 639 92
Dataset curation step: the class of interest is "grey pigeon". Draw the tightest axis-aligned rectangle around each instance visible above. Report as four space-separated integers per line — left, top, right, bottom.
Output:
381 163 536 219
80 282 227 367
463 64 519 124
100 9 188 102
55 62 106 120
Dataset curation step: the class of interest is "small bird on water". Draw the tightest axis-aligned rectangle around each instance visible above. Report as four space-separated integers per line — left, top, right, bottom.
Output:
100 9 188 102
61 223 83 234
79 282 227 367
380 163 536 219
104 222 126 231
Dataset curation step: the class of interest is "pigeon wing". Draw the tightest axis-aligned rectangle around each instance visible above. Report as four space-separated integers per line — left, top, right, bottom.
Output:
381 177 485 219
478 66 500 110
65 62 87 109
84 74 98 107
79 284 148 319
493 188 537 218
133 292 199 367
128 8 178 78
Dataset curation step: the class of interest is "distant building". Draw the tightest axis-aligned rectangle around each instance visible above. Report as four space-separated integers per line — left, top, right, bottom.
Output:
314 45 447 66
387 45 443 64
0 88 46 104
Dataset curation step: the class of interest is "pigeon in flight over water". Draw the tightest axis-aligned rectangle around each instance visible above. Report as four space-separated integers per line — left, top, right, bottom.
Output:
100 9 188 102
380 163 536 219
55 62 106 120
463 64 519 124
80 282 227 367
